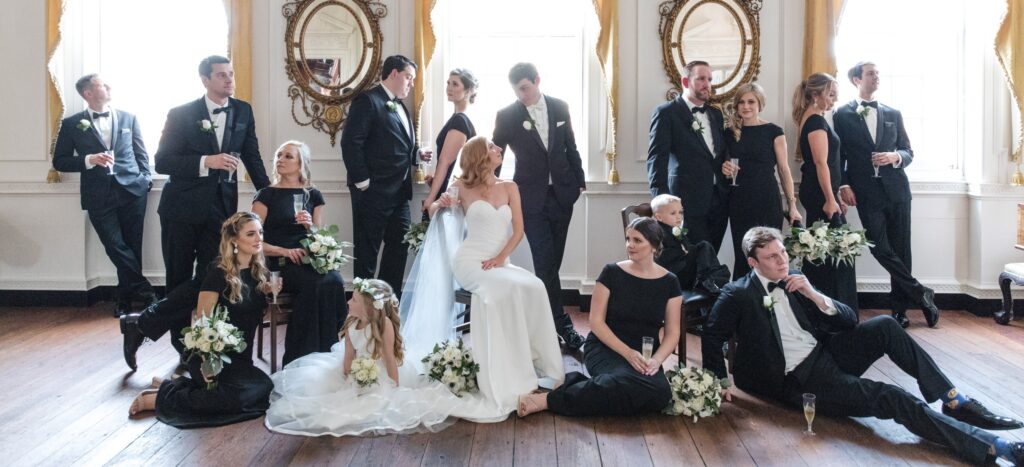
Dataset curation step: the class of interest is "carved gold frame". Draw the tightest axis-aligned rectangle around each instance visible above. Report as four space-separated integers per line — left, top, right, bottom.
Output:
658 0 761 103
283 0 387 146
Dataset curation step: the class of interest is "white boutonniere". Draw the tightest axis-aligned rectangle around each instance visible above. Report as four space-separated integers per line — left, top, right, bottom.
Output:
77 119 91 132
856 104 871 119
385 101 398 113
691 119 705 136
198 119 217 133
763 295 778 313
522 119 534 131
671 225 689 241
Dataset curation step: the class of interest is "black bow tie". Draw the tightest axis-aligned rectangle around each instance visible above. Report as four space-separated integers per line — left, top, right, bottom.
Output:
767 280 786 293
861 101 878 109
92 111 110 119
691 105 707 114
212 106 231 115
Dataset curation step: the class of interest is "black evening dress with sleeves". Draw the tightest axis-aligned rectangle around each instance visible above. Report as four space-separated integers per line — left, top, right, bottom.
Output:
254 186 348 365
546 264 679 416
726 123 786 279
154 265 273 429
798 114 858 310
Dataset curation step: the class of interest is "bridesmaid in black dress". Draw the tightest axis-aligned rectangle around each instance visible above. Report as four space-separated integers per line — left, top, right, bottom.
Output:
422 68 478 214
793 73 858 310
722 83 801 279
128 212 273 428
252 141 347 365
516 217 681 417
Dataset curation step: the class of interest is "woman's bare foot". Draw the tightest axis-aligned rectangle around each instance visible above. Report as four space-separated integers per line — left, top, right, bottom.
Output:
517 392 548 418
129 389 158 416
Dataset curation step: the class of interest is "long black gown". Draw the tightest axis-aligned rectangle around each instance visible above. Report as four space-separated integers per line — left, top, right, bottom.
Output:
254 186 347 365
726 123 786 279
546 264 678 416
432 112 475 199
798 114 859 310
154 265 273 428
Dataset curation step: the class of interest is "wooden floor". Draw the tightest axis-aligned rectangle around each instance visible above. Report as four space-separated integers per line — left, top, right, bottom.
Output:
1 305 1022 466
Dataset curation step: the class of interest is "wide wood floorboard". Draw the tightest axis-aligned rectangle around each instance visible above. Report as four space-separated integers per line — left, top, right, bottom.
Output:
0 304 1021 465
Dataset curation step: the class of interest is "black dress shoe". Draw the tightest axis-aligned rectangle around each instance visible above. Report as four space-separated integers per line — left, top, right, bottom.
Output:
120 313 145 371
942 399 1024 430
698 278 722 296
561 330 585 352
114 301 132 317
892 309 910 329
920 287 940 328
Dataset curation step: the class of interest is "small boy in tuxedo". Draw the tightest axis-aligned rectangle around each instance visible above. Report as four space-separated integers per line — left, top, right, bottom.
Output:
651 194 729 295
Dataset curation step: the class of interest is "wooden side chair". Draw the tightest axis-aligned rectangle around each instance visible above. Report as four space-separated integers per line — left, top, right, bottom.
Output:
257 292 295 373
454 288 472 334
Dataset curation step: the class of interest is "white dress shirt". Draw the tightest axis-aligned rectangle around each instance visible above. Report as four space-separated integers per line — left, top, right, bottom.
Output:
856 98 902 168
198 96 231 177
753 270 837 373
684 96 716 157
527 95 549 150
83 105 113 170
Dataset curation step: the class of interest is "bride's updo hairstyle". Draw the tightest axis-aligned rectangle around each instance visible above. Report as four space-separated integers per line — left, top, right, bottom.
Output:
626 217 664 258
341 278 405 365
457 135 493 190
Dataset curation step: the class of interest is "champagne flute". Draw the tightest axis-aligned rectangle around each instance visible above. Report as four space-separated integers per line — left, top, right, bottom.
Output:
269 271 282 304
227 152 241 183
292 193 305 220
871 152 882 178
105 151 115 175
730 158 740 187
445 185 460 207
641 336 654 361
803 393 816 435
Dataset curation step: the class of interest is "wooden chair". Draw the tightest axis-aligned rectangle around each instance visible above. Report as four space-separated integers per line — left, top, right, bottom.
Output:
257 292 295 373
454 288 472 334
620 203 733 370
997 263 1024 325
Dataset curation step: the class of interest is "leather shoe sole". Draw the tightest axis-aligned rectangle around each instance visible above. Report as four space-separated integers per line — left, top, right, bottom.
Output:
120 314 145 372
891 310 910 329
921 288 940 328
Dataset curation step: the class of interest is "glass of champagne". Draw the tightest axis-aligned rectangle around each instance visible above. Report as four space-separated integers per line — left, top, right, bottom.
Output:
871 152 882 178
730 158 740 186
105 151 115 175
641 336 654 361
292 193 305 221
445 185 460 207
803 393 816 435
227 152 241 183
269 271 282 304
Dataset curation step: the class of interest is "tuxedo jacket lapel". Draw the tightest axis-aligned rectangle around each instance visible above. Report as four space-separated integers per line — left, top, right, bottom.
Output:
221 98 236 153
676 99 713 158
518 104 546 152
874 105 886 151
108 110 119 151
546 104 559 156
85 112 108 151
850 101 874 147
709 110 723 158
193 98 220 155
749 276 784 352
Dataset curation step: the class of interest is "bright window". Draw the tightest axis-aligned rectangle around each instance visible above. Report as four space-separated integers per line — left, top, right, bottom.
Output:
53 0 228 158
427 0 603 180
834 0 1004 180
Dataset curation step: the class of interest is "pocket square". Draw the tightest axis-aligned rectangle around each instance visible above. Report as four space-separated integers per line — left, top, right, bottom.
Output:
557 121 565 127
120 128 130 133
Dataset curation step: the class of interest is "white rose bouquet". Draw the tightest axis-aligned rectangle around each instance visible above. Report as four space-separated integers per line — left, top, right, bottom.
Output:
422 338 480 396
784 220 832 268
829 224 873 266
663 364 727 422
349 356 380 388
300 224 354 274
403 219 430 253
180 305 247 390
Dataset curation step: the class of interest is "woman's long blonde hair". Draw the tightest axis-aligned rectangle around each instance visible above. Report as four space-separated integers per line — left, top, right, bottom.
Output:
217 212 269 304
726 83 767 141
340 279 405 365
791 72 837 125
456 136 493 190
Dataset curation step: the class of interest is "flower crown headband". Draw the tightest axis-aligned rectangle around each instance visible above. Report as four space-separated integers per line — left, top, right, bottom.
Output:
352 277 399 310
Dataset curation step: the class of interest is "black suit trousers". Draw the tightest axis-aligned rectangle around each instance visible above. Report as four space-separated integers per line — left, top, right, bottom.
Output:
523 186 574 335
160 204 225 293
547 340 671 416
87 183 153 300
857 200 923 309
350 188 410 296
138 279 201 355
782 316 993 464
684 190 729 253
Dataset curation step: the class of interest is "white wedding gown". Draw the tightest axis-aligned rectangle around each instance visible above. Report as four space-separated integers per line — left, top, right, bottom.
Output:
265 200 565 434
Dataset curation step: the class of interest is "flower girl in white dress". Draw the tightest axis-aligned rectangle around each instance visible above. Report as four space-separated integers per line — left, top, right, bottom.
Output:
265 278 462 436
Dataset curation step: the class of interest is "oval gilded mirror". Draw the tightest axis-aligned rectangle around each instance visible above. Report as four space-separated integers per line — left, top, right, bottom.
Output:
659 0 761 103
284 0 387 146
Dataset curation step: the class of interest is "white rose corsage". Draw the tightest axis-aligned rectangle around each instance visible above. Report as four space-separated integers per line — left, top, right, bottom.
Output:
77 119 91 131
691 119 705 135
856 104 871 118
198 119 217 133
763 295 778 313
385 101 398 113
522 119 534 131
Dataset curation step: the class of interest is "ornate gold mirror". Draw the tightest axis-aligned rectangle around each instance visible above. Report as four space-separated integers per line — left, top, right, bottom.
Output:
659 0 761 102
284 0 387 145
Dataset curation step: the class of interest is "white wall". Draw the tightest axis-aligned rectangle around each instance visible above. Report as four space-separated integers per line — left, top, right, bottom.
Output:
1 0 1022 302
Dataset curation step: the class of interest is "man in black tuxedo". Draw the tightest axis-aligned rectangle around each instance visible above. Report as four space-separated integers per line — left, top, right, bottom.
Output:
492 63 587 351
703 227 1024 465
155 55 270 293
341 55 421 296
53 74 155 316
834 61 938 329
647 60 730 252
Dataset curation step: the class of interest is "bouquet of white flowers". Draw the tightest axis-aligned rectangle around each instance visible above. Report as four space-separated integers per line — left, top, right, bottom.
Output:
349 356 380 388
403 220 430 253
829 224 874 266
422 338 480 396
180 305 247 390
300 224 353 274
663 364 727 422
784 220 833 268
